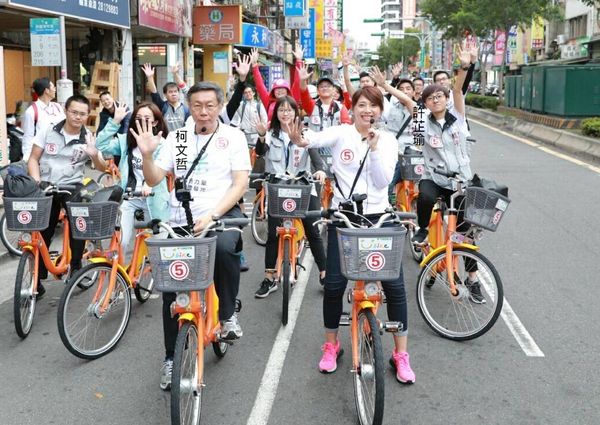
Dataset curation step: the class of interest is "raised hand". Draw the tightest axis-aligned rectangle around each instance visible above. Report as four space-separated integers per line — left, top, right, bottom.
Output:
293 44 304 61
130 117 162 157
250 48 259 66
457 46 471 68
296 62 314 81
84 132 98 157
113 103 129 124
342 50 352 67
469 45 479 64
171 62 181 75
236 53 251 82
285 117 309 147
254 118 268 137
141 63 155 78
391 62 402 78
369 65 386 86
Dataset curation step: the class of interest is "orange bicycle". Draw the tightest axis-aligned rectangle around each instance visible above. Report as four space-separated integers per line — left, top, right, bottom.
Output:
265 174 313 325
97 156 122 187
313 206 415 425
2 183 96 338
393 150 425 261
319 151 334 210
416 169 508 340
146 207 248 425
57 190 156 359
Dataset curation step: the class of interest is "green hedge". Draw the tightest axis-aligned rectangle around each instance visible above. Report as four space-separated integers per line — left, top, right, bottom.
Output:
465 94 501 111
581 118 600 138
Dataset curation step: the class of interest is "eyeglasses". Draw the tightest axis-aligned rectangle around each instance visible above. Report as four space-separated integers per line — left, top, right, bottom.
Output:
67 110 89 118
278 109 294 114
426 94 446 103
318 84 333 89
192 103 218 112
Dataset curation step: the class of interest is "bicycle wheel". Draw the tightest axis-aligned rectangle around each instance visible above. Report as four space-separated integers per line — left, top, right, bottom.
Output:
281 239 290 326
133 255 153 303
172 321 202 425
407 199 423 262
353 308 385 425
251 196 268 246
416 247 503 341
97 172 119 188
57 263 132 359
1 213 24 256
14 251 36 338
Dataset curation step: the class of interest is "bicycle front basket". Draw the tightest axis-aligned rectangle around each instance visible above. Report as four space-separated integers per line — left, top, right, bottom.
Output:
267 182 312 218
66 201 120 240
399 153 425 181
146 236 217 292
337 226 407 281
3 196 53 231
463 187 511 232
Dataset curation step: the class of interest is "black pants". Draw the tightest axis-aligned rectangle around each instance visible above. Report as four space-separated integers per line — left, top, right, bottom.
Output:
162 206 244 359
39 191 85 280
322 222 408 335
264 195 327 272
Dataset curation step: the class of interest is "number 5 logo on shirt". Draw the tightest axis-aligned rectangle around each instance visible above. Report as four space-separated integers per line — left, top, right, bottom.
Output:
340 149 354 164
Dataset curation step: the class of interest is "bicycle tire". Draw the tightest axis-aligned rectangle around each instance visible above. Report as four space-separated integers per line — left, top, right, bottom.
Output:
57 263 131 359
251 196 268 246
416 247 503 341
408 199 423 262
133 255 153 303
353 308 385 425
14 251 36 338
172 321 202 425
1 213 24 256
281 239 290 326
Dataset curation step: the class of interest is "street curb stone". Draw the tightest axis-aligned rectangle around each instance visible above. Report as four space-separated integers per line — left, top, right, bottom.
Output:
467 106 600 163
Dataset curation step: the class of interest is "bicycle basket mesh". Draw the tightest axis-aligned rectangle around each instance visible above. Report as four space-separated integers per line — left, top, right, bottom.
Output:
337 226 407 281
399 154 425 181
463 187 510 232
146 236 217 292
3 196 53 231
267 182 312 218
66 202 120 240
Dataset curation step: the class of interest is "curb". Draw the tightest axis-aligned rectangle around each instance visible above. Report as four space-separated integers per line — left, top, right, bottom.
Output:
467 106 600 163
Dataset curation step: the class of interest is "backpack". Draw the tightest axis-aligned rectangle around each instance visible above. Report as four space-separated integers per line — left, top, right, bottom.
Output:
2 174 44 198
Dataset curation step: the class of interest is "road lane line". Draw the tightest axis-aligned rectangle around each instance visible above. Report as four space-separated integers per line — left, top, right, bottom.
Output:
470 118 600 175
500 298 545 357
246 253 315 425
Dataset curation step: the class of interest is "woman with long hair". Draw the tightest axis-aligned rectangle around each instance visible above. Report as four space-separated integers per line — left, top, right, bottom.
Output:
96 101 170 251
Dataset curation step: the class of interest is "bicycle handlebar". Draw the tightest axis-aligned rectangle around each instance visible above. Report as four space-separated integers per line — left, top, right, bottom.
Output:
124 189 155 200
149 217 250 239
312 208 416 229
432 168 459 179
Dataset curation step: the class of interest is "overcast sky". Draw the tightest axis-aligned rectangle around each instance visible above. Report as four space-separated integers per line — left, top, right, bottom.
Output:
343 0 382 50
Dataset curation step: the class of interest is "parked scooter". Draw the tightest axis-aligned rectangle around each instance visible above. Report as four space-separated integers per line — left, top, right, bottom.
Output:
6 114 24 163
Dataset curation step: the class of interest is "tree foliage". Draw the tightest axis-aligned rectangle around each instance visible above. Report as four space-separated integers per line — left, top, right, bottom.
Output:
375 29 421 70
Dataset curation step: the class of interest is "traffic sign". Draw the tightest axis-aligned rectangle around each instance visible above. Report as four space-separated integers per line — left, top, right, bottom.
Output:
363 18 384 23
300 8 316 59
30 18 61 67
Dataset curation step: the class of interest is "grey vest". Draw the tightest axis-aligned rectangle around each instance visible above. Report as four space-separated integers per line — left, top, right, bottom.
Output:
264 132 311 176
422 111 472 189
307 100 343 132
39 120 89 185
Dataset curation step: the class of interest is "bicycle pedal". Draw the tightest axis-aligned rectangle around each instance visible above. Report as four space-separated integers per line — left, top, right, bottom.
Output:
339 313 351 326
296 262 306 272
216 338 234 346
383 321 403 333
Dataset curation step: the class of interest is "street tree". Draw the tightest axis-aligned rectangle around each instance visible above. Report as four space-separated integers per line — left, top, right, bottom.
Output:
420 0 561 99
374 29 421 73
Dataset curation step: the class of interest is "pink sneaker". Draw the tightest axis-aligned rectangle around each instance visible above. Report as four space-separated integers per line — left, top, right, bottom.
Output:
390 350 415 384
318 340 343 373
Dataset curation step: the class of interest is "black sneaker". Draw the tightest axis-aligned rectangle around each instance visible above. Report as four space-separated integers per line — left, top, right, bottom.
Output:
255 278 277 298
36 282 46 300
466 279 486 304
411 228 428 245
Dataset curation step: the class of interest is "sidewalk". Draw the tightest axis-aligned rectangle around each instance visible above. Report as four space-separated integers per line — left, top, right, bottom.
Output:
467 106 600 163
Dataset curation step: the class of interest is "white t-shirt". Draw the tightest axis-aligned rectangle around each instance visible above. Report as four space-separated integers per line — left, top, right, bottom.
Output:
22 100 66 161
305 124 398 214
131 147 145 191
155 121 251 226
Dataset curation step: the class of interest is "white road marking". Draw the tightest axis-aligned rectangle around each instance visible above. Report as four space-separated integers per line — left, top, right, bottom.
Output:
246 253 315 425
470 118 600 175
500 298 545 357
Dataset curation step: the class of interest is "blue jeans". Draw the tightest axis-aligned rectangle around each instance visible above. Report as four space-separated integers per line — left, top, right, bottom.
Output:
322 222 408 336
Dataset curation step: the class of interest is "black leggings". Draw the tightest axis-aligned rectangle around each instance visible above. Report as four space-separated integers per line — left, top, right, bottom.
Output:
417 179 470 232
264 195 327 272
321 223 408 336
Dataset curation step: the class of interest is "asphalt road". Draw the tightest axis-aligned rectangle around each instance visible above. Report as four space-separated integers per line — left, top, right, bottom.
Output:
1 119 599 425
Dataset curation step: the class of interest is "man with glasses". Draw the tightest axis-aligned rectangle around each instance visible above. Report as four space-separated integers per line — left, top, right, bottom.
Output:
27 94 106 298
412 77 425 107
299 75 351 133
230 85 267 146
136 82 251 390
21 77 66 161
